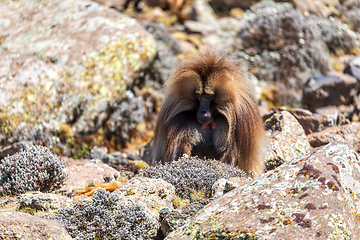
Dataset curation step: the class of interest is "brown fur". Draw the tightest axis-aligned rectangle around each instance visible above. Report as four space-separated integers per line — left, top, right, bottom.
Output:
151 54 265 177
75 54 265 197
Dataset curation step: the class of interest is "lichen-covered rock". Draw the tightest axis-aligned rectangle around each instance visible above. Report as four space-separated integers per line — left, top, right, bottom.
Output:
264 108 324 135
211 178 228 198
234 1 330 105
113 177 175 223
53 188 158 240
211 177 248 199
18 192 74 212
223 177 248 193
167 142 360 239
0 0 156 152
0 211 72 240
265 111 312 170
307 122 360 153
302 71 358 110
161 200 210 237
288 109 323 135
315 105 351 128
0 145 67 196
1 0 155 68
140 155 247 202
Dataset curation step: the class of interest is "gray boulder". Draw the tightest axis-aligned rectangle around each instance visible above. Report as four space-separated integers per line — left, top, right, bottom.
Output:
167 142 360 239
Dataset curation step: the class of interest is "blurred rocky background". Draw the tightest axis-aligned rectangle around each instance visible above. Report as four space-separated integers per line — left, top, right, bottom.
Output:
1 0 360 239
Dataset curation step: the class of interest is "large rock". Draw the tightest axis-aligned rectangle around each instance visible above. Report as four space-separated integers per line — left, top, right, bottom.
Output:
265 111 312 170
18 192 74 212
61 159 123 192
288 109 323 135
0 0 156 149
307 122 360 152
265 108 324 135
1 0 155 67
303 71 358 110
167 142 360 239
0 211 72 239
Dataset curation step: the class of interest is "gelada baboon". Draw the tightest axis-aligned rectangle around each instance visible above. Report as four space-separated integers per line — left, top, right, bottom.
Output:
76 53 265 196
151 53 265 177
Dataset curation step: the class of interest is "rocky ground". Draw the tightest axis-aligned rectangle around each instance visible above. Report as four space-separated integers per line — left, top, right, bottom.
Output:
1 0 360 239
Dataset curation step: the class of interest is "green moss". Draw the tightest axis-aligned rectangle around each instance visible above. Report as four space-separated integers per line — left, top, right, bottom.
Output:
86 183 95 188
70 142 93 159
19 207 37 215
129 160 149 169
